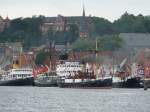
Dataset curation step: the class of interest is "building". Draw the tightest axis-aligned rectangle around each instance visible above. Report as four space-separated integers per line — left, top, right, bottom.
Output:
0 16 10 32
41 15 71 35
54 15 70 32
41 7 91 38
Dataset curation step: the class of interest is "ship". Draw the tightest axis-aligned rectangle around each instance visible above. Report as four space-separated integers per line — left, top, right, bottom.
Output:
112 59 144 88
56 61 112 88
0 68 34 86
0 46 34 86
34 66 57 87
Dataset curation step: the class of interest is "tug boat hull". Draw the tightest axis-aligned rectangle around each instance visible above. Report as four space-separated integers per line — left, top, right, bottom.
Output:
113 77 143 88
34 76 58 87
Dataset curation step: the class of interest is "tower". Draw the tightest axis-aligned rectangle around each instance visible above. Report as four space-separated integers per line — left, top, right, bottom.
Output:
79 5 89 38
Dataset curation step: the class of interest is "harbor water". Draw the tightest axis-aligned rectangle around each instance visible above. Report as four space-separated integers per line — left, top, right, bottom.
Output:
0 87 150 112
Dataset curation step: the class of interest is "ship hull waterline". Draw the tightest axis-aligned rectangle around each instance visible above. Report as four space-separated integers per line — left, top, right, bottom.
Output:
0 77 34 86
112 77 143 88
58 78 112 88
34 77 58 87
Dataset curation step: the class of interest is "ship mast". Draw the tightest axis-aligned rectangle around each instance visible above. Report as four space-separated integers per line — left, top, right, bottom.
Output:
95 38 98 79
20 46 22 68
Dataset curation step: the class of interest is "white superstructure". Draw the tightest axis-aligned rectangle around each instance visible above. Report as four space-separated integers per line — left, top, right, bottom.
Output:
1 68 33 81
56 62 82 78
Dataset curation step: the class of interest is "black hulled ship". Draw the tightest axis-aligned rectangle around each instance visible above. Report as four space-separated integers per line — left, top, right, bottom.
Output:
0 47 34 86
56 62 112 88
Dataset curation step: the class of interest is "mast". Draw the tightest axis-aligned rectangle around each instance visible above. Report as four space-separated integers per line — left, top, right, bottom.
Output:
49 41 52 71
95 38 98 79
20 46 23 68
12 47 14 69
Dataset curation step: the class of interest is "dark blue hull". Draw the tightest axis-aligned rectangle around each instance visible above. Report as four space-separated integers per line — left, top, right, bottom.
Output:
0 77 34 86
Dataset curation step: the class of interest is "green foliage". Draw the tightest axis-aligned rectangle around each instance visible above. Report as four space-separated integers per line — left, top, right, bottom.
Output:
97 35 123 51
71 35 123 52
35 51 50 65
71 38 95 51
91 17 114 36
1 12 150 50
0 16 44 49
113 12 149 33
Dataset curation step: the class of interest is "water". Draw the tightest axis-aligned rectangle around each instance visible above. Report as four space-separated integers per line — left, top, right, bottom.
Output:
0 87 150 112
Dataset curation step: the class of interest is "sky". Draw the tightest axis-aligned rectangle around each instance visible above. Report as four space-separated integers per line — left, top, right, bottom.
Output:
0 0 150 22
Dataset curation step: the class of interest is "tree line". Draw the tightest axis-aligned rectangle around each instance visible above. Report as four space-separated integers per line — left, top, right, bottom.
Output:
0 12 150 50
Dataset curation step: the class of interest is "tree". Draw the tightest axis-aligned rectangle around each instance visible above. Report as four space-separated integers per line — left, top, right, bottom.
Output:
71 38 95 52
97 35 123 51
35 51 49 65
113 12 148 33
71 35 123 52
91 17 114 36
0 16 44 49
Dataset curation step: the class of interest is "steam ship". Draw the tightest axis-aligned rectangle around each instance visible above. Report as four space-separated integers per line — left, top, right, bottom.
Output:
112 60 144 88
56 61 112 88
0 68 34 86
0 47 34 86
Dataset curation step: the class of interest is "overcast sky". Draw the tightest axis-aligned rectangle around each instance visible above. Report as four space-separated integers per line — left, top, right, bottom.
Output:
0 0 150 21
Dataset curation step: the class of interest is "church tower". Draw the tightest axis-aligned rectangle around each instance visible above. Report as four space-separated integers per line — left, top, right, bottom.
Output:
79 5 89 38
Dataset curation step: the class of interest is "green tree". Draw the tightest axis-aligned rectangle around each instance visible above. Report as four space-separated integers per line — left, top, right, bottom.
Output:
71 35 123 52
35 51 49 65
113 12 148 33
91 17 114 36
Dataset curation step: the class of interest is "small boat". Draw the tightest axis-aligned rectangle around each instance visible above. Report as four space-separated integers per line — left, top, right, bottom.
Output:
34 71 57 87
33 65 58 87
112 62 144 88
56 61 112 88
113 74 143 88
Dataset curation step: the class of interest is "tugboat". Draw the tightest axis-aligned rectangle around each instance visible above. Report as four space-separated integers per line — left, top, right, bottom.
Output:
113 59 144 88
34 65 57 87
56 61 112 88
0 55 34 86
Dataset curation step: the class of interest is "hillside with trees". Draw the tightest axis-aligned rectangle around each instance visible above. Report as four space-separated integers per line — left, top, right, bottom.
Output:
0 12 150 51
71 35 123 52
